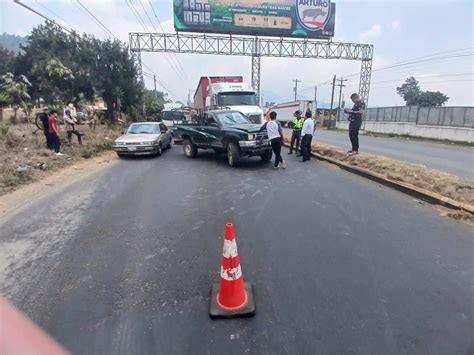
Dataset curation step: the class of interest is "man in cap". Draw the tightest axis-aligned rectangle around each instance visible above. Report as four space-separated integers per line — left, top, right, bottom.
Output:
38 107 52 149
344 93 366 155
288 110 304 155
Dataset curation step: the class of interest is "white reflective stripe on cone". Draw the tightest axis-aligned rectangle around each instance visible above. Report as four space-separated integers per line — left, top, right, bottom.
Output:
220 265 242 281
222 239 238 258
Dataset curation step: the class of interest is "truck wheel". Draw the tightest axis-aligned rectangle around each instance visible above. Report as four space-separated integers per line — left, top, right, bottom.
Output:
227 142 241 167
260 150 272 162
183 139 197 158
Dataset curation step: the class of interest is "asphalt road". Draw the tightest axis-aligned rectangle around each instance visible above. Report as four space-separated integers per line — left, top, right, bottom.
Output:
284 128 474 180
1 146 473 354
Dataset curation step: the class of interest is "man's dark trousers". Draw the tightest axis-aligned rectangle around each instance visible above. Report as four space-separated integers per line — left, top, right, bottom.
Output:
44 130 52 149
349 119 362 152
301 134 313 161
270 137 283 168
289 129 301 154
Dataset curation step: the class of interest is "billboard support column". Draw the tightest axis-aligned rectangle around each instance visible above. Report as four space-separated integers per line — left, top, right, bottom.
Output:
358 58 372 130
251 54 261 105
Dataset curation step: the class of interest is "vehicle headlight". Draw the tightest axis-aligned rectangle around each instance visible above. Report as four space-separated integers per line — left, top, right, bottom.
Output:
140 141 154 145
115 141 126 145
248 133 255 140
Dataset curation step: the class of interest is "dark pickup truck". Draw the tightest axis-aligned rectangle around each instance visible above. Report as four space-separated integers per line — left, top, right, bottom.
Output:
173 110 272 167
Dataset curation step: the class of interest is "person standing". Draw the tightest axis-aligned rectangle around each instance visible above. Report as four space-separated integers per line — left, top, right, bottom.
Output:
288 110 304 155
344 93 366 155
48 110 64 156
64 109 82 145
300 110 315 162
263 111 287 169
39 107 52 149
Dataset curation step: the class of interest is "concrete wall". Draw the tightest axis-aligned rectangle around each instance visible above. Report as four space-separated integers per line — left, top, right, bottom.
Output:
336 120 474 143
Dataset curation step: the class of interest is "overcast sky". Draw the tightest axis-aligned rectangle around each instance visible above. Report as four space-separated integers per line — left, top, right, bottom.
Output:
1 0 472 107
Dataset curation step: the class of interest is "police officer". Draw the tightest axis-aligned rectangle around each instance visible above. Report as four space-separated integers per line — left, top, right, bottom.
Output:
288 110 304 155
344 93 366 155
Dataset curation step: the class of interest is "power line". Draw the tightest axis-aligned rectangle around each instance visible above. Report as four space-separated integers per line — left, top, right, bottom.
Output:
13 0 75 35
75 0 118 40
126 0 152 32
298 49 473 94
34 0 73 30
146 0 188 78
137 0 187 80
344 72 474 88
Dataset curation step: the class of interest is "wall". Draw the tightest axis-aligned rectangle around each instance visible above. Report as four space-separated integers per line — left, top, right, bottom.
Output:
336 120 473 143
336 105 474 143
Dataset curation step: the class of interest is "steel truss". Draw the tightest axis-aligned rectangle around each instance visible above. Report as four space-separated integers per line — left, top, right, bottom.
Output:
129 32 373 106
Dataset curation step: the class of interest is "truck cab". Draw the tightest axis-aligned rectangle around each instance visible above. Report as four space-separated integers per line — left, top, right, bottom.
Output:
206 83 264 124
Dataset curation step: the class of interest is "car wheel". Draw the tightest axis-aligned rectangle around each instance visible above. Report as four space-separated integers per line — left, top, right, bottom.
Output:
227 142 241 167
260 150 272 162
117 153 125 158
183 139 197 158
156 143 162 156
167 138 172 149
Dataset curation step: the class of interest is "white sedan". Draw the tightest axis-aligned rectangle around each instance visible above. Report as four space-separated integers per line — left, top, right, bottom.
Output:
113 122 172 157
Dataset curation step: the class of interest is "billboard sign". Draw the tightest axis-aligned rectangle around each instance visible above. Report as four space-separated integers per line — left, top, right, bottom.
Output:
173 0 335 39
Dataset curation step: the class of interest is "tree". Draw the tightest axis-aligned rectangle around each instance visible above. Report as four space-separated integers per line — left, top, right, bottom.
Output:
396 76 420 106
0 92 13 122
91 38 142 122
0 45 16 75
144 89 169 119
397 77 450 107
415 91 449 107
0 73 31 123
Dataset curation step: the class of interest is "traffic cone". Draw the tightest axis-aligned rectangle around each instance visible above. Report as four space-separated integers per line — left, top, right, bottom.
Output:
209 223 255 318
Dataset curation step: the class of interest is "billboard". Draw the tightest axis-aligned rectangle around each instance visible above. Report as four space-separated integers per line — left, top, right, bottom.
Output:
173 0 335 39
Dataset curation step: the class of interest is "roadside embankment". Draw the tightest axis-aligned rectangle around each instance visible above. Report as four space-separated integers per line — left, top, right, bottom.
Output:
283 133 474 222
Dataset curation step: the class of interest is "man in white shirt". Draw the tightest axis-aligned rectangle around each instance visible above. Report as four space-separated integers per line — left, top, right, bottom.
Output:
264 111 287 169
300 110 315 162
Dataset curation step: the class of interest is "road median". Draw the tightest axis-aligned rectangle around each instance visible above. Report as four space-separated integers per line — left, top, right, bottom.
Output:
283 133 474 221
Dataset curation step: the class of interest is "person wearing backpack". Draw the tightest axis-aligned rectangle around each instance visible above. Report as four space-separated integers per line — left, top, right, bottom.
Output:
64 109 82 145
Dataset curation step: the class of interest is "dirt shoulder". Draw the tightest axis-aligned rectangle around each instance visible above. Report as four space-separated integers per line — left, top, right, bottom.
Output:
283 132 474 222
1 124 121 196
0 150 117 216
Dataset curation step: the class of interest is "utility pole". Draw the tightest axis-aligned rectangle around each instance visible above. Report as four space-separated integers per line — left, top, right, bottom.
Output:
314 85 318 111
154 75 158 99
293 79 301 101
336 77 348 122
328 75 336 128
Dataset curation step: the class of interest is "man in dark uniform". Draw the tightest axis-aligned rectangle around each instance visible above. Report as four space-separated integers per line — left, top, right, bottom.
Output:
288 110 304 155
344 93 366 155
38 107 52 149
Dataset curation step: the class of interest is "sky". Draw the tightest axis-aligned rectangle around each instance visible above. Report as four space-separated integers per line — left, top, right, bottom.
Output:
0 0 472 107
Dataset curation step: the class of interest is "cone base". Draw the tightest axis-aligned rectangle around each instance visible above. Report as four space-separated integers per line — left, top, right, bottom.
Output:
209 282 255 319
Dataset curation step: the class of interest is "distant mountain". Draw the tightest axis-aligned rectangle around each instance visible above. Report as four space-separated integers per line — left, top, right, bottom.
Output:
0 33 27 52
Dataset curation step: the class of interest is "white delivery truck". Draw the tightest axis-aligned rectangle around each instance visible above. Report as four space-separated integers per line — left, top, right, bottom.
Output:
269 100 314 127
194 77 264 124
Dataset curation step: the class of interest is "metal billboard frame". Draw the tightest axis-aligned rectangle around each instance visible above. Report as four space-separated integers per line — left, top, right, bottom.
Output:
129 32 373 108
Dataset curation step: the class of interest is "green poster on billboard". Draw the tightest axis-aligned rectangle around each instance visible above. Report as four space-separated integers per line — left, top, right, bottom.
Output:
173 0 335 39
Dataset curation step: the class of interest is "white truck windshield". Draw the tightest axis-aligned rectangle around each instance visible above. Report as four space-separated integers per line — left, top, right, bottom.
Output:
218 92 257 106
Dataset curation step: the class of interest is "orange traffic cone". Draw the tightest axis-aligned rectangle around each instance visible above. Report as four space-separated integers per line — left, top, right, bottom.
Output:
209 223 255 318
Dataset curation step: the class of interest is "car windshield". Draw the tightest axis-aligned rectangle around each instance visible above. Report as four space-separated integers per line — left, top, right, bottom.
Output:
127 124 157 134
218 92 257 106
215 111 250 126
163 110 184 121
